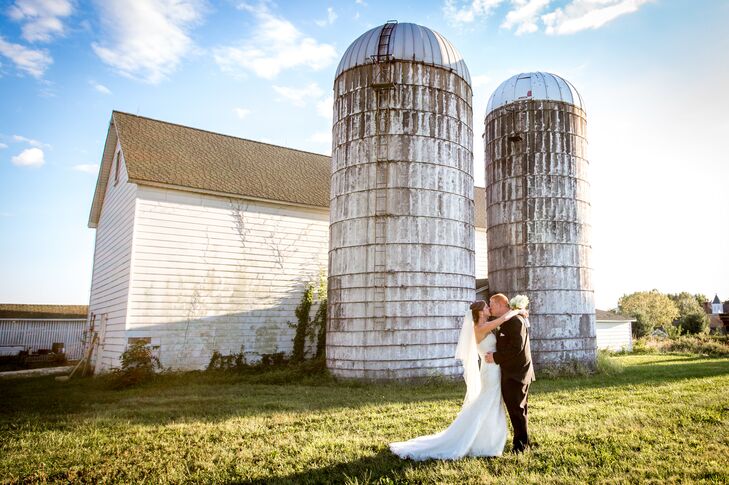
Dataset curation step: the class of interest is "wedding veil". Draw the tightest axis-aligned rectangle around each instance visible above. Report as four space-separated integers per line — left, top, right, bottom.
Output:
454 311 481 407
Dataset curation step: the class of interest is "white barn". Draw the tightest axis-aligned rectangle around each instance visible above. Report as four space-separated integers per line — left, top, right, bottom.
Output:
595 309 634 352
87 112 489 372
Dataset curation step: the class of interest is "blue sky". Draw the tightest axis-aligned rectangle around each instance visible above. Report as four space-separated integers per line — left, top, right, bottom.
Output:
1 0 727 309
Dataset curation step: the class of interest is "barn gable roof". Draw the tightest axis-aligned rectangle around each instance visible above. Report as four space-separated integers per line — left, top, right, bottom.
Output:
595 309 634 321
0 304 88 319
89 111 488 228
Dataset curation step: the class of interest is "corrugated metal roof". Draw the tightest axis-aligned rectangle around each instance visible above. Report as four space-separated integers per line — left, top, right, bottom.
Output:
335 22 471 84
485 72 584 116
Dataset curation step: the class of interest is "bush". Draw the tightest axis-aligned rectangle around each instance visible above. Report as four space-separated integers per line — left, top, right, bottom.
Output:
667 335 729 357
110 341 162 388
678 312 709 335
207 351 291 372
631 335 728 358
632 312 653 338
596 349 625 375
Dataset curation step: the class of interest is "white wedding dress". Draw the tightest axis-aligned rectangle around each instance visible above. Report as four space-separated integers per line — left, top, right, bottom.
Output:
389 332 508 460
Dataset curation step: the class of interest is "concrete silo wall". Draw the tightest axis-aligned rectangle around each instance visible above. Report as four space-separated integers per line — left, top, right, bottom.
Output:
328 61 474 379
484 99 596 367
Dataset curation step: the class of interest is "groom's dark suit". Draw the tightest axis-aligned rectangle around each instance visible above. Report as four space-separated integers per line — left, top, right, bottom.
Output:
492 314 534 452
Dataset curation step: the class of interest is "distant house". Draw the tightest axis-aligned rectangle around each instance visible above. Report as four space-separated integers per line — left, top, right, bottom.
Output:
595 309 634 352
87 112 490 372
707 294 728 334
0 304 88 359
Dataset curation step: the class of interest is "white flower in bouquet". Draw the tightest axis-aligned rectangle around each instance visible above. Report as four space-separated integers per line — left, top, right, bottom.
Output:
510 295 529 310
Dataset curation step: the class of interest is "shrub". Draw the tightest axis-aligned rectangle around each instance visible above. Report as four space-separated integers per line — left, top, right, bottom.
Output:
207 350 247 371
632 312 653 338
110 341 162 388
596 349 625 375
631 335 728 357
666 335 729 357
678 312 709 335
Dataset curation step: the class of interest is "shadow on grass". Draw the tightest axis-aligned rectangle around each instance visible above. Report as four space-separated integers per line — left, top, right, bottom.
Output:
0 355 727 427
239 448 485 485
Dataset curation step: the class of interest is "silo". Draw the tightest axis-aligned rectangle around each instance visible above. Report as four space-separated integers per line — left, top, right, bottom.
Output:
483 72 596 368
328 21 474 379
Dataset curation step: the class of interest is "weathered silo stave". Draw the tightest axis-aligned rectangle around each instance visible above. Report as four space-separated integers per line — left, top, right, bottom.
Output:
483 72 596 368
328 22 474 379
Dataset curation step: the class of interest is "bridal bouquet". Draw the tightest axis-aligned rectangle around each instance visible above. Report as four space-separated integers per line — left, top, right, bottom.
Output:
510 295 529 310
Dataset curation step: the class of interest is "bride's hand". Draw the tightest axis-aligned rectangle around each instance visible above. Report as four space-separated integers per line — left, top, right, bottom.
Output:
503 309 519 319
519 309 529 318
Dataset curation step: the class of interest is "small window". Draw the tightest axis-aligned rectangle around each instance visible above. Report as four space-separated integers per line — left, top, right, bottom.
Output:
128 337 151 345
113 151 121 186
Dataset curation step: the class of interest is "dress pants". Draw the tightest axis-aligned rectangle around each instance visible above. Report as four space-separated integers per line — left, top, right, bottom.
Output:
501 377 530 451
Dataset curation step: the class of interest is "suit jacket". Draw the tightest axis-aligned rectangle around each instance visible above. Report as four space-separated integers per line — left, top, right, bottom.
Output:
492 315 535 384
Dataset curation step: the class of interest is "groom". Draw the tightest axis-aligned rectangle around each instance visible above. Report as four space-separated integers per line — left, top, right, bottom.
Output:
484 293 535 453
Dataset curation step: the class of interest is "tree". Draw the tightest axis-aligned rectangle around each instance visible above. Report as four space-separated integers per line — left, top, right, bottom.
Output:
618 290 679 338
668 292 705 319
668 292 710 335
679 313 709 335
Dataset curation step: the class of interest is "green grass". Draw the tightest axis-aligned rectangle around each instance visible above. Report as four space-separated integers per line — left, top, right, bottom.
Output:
1 354 728 484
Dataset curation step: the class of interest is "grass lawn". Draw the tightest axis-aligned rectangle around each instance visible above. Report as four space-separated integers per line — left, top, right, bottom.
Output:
1 353 727 484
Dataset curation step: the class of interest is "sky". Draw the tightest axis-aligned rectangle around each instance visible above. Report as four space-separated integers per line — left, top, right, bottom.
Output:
0 0 727 310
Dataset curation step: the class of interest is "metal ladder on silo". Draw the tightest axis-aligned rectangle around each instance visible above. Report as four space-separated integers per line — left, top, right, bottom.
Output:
370 21 397 330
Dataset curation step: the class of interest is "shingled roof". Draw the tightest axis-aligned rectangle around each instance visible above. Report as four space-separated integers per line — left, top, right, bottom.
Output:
89 111 488 228
0 304 88 319
596 309 634 321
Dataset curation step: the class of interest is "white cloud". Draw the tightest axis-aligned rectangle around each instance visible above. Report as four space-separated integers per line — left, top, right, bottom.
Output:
0 36 52 78
471 74 491 88
72 163 99 173
309 130 331 146
213 2 337 79
355 0 366 5
89 80 111 94
316 95 333 119
8 0 74 43
12 134 48 148
501 0 550 34
542 0 652 35
0 212 14 217
0 143 7 149
92 0 206 84
11 147 45 167
234 107 251 119
315 7 337 27
443 0 504 24
273 82 324 107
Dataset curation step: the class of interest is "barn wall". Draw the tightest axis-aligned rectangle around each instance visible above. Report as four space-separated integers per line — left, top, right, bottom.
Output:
88 143 137 372
0 319 87 359
127 186 329 370
475 227 487 278
595 320 633 352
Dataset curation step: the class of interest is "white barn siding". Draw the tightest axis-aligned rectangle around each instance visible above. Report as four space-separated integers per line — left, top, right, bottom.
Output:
596 320 633 352
475 227 488 278
127 186 330 370
88 145 137 372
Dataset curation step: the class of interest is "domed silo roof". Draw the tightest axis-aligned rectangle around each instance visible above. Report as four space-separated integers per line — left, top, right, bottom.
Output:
486 72 583 115
335 22 471 84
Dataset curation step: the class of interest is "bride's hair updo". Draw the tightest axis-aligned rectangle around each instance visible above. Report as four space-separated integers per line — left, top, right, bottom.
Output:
470 300 486 324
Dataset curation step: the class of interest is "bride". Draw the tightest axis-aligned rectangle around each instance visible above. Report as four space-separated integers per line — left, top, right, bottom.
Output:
389 300 527 460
